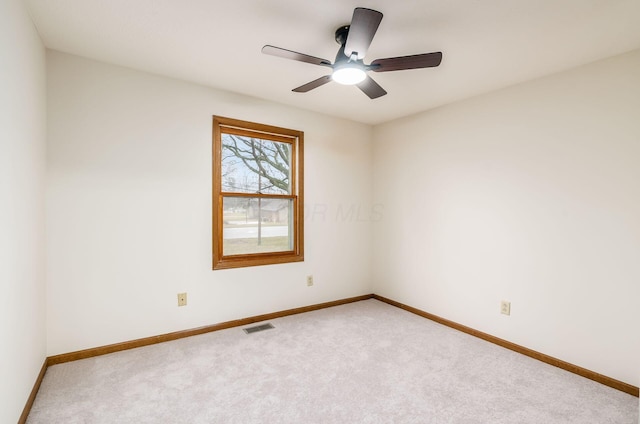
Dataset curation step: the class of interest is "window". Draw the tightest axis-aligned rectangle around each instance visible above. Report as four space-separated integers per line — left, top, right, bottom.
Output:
212 116 304 269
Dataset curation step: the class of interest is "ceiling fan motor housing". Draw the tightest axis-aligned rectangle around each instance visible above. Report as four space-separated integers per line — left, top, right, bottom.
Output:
335 25 350 45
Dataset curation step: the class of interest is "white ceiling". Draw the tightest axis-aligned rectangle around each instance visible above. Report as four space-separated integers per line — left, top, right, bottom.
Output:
26 0 640 125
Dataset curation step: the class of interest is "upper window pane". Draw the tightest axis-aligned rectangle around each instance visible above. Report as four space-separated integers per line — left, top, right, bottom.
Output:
221 134 291 195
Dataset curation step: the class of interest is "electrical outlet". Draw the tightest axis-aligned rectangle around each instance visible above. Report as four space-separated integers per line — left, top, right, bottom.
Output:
500 300 511 316
177 292 187 307
306 275 313 287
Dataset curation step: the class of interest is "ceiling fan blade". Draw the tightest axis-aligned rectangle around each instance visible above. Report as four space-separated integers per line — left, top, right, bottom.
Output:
292 75 333 93
371 52 443 72
357 75 387 99
262 45 332 67
344 8 383 60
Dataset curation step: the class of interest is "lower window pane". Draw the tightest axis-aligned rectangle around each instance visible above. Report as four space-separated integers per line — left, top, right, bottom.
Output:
222 197 292 256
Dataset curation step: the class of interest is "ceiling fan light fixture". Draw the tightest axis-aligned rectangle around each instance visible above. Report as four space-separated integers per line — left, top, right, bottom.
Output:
332 65 366 85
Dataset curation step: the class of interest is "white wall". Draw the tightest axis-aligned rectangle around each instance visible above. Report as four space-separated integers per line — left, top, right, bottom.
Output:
46 51 373 355
373 49 640 386
0 0 47 422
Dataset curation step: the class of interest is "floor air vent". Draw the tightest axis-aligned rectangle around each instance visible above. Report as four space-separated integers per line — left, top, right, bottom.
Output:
243 323 275 334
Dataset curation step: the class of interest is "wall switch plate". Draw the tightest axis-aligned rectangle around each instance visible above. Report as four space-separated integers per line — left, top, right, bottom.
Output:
500 300 511 315
177 292 187 307
306 275 313 287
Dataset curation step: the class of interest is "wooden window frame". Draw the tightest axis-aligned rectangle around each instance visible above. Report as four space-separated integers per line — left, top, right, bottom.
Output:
212 116 304 269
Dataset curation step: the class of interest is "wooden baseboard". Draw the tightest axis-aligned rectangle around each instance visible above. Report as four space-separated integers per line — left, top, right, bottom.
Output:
372 294 639 397
18 358 48 424
48 294 374 365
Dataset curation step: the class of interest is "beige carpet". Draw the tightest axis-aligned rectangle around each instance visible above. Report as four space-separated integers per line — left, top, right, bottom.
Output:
27 299 638 423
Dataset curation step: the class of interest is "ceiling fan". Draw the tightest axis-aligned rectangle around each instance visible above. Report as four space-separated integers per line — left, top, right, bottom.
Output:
262 7 443 99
